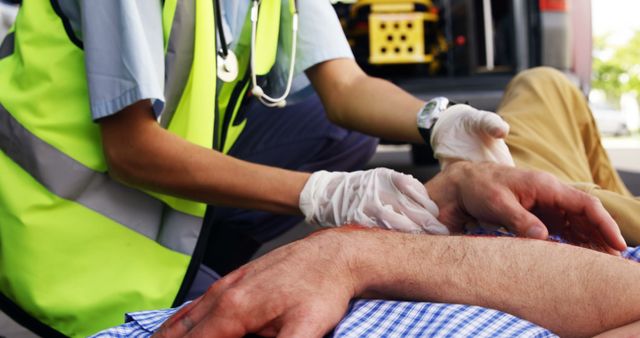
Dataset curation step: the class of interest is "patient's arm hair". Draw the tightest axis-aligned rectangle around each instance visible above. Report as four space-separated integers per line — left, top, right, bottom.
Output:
345 230 640 337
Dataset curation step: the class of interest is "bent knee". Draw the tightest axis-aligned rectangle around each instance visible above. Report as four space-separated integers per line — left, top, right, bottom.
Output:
511 66 571 88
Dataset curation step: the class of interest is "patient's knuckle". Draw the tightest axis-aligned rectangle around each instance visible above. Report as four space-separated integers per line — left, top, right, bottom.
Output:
531 171 555 185
211 276 232 291
585 194 601 207
218 288 248 310
486 190 508 207
180 314 196 331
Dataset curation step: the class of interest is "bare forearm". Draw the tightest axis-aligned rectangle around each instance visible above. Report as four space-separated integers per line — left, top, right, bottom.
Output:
348 231 640 337
120 130 308 214
101 101 309 215
307 59 425 143
326 76 424 142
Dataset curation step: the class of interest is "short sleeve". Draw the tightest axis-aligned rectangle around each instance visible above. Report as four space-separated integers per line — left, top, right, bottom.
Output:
294 0 354 73
80 1 165 121
266 0 354 98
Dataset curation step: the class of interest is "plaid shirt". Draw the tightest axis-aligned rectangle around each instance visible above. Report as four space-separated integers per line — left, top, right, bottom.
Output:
91 234 640 338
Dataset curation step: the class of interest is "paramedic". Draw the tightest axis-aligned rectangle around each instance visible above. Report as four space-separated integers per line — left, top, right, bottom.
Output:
0 1 628 337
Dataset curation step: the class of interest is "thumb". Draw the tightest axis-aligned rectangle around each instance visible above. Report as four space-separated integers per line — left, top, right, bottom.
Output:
390 172 437 214
478 112 510 139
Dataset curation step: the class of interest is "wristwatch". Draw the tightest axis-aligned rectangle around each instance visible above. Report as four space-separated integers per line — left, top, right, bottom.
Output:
416 97 454 144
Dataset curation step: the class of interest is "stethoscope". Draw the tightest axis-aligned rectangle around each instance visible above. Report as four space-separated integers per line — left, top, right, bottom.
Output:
214 0 299 108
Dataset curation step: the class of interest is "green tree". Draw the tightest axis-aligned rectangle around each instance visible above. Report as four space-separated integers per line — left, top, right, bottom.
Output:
592 31 640 104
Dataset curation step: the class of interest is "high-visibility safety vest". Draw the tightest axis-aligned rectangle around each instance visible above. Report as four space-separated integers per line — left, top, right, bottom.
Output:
0 1 284 337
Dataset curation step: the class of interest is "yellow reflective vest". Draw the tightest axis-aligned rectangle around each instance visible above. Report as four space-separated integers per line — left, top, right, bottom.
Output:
0 1 285 336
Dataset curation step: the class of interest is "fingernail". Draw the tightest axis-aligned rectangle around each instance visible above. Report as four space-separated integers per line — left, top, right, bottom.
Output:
525 226 546 239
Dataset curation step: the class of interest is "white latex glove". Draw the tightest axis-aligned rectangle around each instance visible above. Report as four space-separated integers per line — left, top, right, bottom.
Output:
299 168 450 235
430 104 515 168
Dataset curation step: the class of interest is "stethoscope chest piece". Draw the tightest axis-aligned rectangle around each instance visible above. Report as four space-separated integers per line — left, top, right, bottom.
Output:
217 50 239 83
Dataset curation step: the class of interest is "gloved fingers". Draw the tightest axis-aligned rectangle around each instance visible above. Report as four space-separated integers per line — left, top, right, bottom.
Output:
300 168 448 234
385 197 449 234
389 172 439 215
371 205 426 233
373 170 448 234
477 111 510 139
419 215 451 235
493 141 516 166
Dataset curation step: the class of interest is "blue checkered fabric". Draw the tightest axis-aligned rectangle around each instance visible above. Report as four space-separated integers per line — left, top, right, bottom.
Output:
333 300 555 338
90 305 186 338
91 234 640 338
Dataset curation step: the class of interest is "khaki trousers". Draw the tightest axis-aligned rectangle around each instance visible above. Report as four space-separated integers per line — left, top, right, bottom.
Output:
498 67 640 246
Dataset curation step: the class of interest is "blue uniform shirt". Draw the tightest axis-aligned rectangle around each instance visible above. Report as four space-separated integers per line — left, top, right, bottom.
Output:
57 0 353 121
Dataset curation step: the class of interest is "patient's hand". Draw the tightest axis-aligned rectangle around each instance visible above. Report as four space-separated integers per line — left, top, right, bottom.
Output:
425 161 627 254
152 229 359 338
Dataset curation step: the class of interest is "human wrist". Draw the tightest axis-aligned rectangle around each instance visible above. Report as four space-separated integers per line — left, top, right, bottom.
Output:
347 231 457 300
312 226 390 297
416 97 453 144
424 161 473 232
332 228 408 298
304 226 374 298
261 168 310 215
425 160 470 202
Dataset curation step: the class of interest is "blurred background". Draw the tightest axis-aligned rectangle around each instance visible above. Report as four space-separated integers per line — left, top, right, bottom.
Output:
0 1 639 335
590 0 640 148
329 0 640 171
0 0 638 162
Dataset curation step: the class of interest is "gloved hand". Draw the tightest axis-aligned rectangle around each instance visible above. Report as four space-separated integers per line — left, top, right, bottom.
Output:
430 104 515 168
299 168 450 235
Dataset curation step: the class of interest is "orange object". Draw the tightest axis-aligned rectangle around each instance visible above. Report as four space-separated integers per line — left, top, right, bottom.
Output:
539 0 569 12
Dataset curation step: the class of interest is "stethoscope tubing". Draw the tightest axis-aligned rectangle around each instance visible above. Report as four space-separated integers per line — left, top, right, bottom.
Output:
250 0 298 107
213 0 299 108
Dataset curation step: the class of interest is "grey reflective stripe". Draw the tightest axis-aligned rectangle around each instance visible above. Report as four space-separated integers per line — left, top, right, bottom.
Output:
0 103 161 239
0 32 15 59
159 208 202 255
0 103 202 254
161 0 196 128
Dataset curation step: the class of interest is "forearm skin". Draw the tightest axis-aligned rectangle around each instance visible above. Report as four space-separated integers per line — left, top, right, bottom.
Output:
346 230 640 337
306 59 426 144
100 101 309 215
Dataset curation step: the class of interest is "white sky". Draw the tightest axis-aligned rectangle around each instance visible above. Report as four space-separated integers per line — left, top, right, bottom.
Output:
592 0 640 45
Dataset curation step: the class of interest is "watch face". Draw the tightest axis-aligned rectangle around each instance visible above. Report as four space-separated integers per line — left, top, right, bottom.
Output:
418 98 448 129
417 106 432 127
